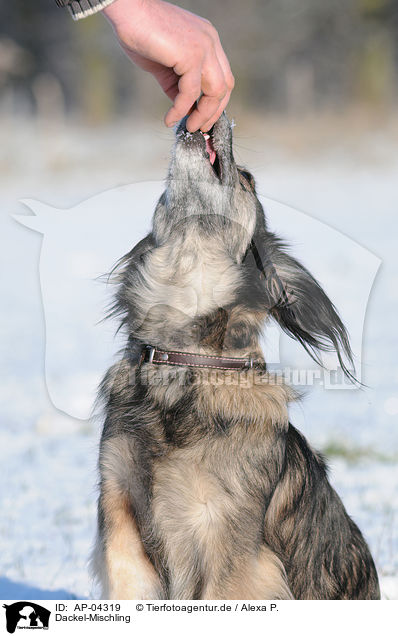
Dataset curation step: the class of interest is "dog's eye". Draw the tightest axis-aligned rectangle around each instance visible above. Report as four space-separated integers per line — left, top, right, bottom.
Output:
139 249 152 264
238 169 255 191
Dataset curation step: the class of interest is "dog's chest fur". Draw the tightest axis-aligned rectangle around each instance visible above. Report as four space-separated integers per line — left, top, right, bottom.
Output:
150 430 282 599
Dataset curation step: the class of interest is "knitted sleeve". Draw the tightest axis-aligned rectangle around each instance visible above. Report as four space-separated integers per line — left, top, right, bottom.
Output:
54 0 117 21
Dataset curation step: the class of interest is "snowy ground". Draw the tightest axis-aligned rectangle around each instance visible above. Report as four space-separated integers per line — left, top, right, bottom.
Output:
1 116 397 599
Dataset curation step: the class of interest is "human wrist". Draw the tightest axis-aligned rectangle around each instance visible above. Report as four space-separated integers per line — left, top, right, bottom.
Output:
102 0 152 29
103 0 162 57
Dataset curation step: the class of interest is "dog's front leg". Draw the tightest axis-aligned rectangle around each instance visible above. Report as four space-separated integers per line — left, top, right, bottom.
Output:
92 434 163 600
95 479 162 600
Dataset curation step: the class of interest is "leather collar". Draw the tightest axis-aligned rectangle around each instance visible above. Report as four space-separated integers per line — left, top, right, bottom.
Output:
140 345 263 371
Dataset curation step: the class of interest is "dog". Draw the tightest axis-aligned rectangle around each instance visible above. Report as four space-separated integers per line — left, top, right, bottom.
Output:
90 113 380 600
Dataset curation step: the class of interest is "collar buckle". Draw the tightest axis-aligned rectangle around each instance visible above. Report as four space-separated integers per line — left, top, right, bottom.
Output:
146 345 156 364
140 344 156 366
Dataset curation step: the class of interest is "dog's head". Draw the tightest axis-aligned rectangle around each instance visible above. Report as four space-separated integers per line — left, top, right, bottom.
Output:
114 113 354 379
152 113 259 262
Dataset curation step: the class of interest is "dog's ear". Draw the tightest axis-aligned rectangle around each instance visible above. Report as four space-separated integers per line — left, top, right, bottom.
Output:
252 233 355 380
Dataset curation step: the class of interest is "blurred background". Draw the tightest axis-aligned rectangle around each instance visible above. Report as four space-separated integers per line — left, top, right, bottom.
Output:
1 0 397 600
2 0 398 122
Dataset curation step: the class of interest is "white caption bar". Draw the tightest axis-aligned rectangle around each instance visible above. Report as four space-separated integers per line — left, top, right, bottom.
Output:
1 600 396 636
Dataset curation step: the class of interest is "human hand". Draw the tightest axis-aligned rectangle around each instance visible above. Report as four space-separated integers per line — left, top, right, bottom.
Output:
103 0 234 132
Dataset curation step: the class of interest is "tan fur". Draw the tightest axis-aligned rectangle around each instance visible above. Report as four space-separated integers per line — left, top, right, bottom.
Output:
152 452 231 599
140 358 297 432
99 438 161 599
151 433 293 599
198 370 297 429
131 233 241 336
207 546 293 599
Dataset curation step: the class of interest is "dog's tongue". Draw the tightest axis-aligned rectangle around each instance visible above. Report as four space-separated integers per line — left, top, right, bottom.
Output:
203 133 216 165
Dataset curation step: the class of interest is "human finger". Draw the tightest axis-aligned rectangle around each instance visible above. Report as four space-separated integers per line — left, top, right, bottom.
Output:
186 57 227 131
164 68 202 127
199 91 231 132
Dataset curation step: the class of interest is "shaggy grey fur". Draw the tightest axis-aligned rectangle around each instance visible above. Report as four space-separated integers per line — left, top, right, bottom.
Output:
91 113 380 600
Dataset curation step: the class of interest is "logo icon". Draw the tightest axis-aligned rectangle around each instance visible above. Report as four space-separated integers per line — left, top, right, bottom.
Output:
2 603 51 633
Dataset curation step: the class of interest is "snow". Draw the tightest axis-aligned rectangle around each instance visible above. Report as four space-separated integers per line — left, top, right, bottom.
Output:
0 118 397 600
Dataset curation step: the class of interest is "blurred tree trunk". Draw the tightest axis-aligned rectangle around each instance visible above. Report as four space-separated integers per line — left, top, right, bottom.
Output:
354 0 397 109
73 17 116 124
354 31 395 108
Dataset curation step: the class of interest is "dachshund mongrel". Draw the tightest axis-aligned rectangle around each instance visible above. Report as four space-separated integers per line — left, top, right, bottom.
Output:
91 113 380 599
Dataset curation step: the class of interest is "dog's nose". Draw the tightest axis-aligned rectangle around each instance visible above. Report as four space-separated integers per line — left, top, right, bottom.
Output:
175 116 215 138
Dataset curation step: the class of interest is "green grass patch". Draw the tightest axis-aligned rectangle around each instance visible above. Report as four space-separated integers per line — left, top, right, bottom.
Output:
321 440 398 464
